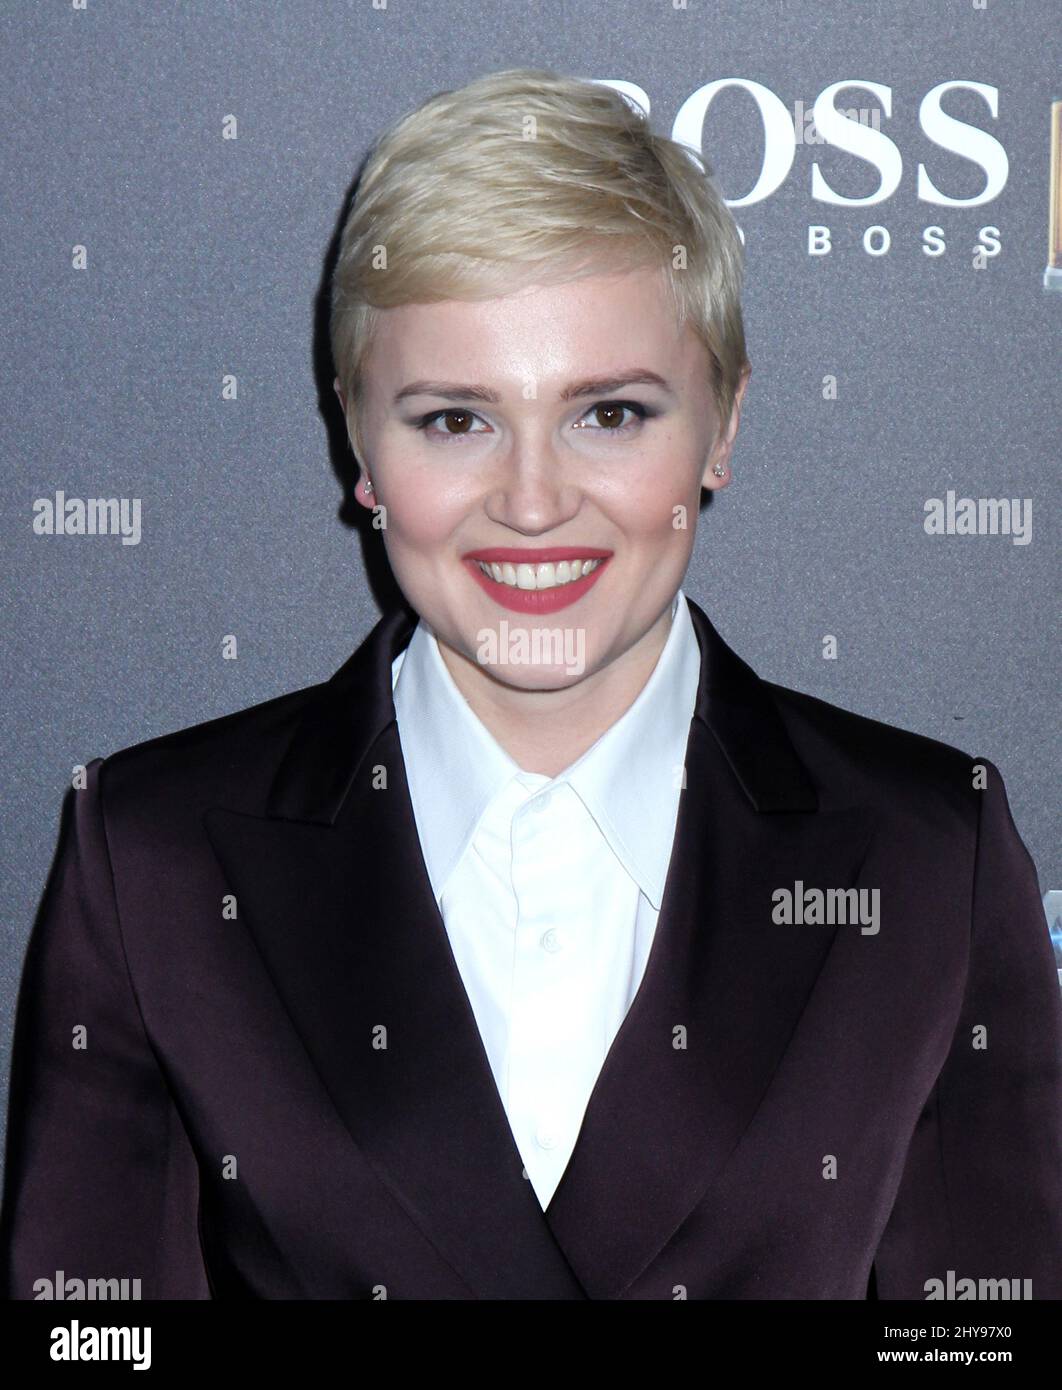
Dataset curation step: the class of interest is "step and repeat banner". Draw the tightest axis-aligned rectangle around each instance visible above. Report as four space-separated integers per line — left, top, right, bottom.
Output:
1 1 1058 1172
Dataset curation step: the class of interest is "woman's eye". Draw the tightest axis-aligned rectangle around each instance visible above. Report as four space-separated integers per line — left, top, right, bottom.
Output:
415 409 488 440
412 399 651 444
576 401 649 434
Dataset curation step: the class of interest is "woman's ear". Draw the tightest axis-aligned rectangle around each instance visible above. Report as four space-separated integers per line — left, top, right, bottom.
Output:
334 380 373 508
701 365 751 491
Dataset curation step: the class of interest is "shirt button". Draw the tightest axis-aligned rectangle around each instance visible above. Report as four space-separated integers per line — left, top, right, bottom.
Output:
540 928 563 953
532 790 553 813
535 1126 558 1150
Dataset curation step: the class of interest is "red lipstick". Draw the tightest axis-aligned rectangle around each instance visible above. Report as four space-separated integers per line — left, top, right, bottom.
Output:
463 547 612 615
465 547 613 564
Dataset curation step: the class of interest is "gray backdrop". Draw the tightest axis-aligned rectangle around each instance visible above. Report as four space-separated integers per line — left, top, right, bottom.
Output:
2 0 1059 1171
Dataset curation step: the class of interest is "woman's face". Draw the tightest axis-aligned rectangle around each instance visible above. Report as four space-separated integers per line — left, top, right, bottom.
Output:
339 263 748 692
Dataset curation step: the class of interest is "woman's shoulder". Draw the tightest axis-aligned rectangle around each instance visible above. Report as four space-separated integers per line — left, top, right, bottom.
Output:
764 678 991 832
92 677 328 828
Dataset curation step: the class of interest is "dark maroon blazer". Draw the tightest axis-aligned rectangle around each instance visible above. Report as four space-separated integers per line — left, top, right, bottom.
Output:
3 597 1060 1300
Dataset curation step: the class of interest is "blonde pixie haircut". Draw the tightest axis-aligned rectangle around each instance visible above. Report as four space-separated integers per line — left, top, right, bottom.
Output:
330 67 749 457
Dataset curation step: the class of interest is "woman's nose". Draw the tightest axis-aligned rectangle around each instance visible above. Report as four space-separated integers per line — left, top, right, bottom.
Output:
484 438 582 533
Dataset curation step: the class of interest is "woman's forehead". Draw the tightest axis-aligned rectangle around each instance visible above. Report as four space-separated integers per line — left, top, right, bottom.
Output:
364 270 693 379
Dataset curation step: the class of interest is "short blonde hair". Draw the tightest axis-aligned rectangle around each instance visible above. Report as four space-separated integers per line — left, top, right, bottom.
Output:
330 67 749 454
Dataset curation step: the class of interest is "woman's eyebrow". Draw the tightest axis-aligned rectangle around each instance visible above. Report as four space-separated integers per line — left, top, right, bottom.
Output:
392 369 675 406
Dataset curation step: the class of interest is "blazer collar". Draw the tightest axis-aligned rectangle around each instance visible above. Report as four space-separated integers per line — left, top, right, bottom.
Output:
263 601 418 824
207 595 871 1299
265 593 818 826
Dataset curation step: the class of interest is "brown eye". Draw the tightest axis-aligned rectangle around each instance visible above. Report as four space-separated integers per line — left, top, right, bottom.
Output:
593 404 626 429
413 408 488 443
442 410 474 433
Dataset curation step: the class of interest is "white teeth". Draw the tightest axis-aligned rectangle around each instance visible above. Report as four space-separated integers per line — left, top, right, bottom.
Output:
474 557 604 590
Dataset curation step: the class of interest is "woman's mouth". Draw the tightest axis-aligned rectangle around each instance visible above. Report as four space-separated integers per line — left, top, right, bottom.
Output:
462 548 612 614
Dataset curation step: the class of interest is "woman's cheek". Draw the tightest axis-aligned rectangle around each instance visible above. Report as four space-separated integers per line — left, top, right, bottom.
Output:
643 492 696 543
381 481 464 547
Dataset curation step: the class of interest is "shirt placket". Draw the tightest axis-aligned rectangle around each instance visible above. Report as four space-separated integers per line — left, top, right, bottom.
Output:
507 784 600 1204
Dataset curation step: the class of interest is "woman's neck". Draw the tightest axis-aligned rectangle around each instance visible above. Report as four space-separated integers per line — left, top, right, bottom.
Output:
434 605 674 778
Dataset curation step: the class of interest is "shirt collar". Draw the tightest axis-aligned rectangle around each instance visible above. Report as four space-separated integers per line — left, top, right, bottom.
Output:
391 618 515 904
391 589 702 909
561 590 701 907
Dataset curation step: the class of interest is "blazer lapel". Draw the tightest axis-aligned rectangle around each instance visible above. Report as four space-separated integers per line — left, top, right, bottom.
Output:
204 606 585 1299
542 598 876 1297
204 597 875 1301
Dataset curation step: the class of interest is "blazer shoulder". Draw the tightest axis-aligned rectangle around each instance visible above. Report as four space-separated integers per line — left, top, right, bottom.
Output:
94 677 328 824
764 680 988 828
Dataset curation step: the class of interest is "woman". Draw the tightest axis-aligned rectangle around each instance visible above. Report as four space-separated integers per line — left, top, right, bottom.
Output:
2 68 1059 1301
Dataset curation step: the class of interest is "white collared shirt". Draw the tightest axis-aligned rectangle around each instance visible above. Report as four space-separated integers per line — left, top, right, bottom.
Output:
391 589 701 1209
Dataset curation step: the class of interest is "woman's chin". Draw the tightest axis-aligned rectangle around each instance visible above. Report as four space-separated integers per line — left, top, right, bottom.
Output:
488 665 592 693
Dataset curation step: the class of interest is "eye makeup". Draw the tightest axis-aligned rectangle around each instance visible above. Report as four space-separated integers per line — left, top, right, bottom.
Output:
408 399 662 443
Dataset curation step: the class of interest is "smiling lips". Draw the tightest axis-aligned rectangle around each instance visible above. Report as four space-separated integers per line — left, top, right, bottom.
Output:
463 546 612 614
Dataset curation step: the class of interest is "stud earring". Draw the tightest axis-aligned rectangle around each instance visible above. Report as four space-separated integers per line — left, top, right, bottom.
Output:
364 479 374 495
712 462 727 478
